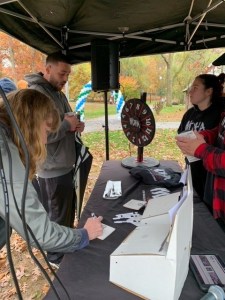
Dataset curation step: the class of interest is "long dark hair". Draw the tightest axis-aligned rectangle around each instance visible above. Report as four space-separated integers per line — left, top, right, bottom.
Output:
196 74 223 103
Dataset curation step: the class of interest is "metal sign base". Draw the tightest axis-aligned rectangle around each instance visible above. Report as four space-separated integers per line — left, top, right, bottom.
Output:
121 156 160 169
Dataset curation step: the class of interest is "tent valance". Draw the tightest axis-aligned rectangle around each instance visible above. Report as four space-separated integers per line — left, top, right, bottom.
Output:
1 0 225 64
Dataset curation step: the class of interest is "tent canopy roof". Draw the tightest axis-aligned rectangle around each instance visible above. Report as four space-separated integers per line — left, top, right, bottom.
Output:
212 53 225 66
1 0 225 64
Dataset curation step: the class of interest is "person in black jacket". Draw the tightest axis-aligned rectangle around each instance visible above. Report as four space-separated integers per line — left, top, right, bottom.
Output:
178 73 224 201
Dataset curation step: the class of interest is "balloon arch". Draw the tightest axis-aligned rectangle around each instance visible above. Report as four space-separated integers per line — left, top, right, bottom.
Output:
75 81 124 121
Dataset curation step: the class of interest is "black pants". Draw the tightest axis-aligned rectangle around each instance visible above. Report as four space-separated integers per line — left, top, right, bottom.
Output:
0 217 12 250
38 170 76 264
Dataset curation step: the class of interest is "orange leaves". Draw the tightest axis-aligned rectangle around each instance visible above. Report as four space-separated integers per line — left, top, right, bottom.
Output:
0 32 45 83
0 232 52 299
31 266 41 279
15 266 25 280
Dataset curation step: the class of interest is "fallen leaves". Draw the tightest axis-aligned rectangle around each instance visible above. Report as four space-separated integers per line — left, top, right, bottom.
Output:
15 266 25 280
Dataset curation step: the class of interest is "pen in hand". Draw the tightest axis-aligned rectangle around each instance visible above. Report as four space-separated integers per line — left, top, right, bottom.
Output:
91 212 96 219
84 213 103 240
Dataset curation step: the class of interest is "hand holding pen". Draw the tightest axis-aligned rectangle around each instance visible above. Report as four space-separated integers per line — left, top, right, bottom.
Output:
84 213 103 240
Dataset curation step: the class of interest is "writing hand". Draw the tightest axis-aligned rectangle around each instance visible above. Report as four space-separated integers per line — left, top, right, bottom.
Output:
84 216 103 240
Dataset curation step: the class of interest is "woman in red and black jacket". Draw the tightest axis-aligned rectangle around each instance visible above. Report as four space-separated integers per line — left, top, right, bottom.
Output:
178 74 224 201
176 112 225 225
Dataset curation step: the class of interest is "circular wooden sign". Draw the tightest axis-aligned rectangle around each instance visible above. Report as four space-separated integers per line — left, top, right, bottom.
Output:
121 98 156 146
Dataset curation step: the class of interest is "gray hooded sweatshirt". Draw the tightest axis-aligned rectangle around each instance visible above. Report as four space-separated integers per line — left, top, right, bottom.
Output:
25 73 76 178
0 126 89 252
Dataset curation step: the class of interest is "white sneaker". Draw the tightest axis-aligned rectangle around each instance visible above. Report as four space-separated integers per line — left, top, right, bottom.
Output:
48 261 60 270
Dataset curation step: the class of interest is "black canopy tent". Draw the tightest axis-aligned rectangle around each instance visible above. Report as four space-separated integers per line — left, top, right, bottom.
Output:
1 0 225 218
213 52 225 65
1 0 225 156
0 0 225 63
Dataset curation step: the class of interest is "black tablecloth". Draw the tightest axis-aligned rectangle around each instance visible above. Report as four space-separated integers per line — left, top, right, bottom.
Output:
45 160 225 300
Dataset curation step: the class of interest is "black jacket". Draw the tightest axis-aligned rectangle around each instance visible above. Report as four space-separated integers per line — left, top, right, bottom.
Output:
178 103 224 200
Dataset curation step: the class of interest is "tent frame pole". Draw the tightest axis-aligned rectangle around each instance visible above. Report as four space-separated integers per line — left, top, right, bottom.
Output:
104 90 109 160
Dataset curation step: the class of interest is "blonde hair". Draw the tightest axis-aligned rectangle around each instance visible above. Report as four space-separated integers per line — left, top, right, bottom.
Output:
0 89 60 179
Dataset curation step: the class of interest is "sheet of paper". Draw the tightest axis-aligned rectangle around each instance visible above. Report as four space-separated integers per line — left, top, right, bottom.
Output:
97 224 115 240
142 192 180 219
168 189 188 224
186 155 200 163
123 199 146 210
179 169 188 185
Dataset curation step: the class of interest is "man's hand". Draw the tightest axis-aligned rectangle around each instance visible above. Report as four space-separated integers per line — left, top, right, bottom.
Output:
84 216 103 240
64 114 80 131
76 121 85 133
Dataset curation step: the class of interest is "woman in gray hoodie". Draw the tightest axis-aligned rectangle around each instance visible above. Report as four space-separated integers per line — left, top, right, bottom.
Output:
0 89 103 256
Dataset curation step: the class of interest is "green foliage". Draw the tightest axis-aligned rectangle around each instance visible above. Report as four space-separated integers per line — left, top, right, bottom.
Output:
69 102 117 119
69 101 185 119
158 104 184 114
171 49 225 101
84 103 116 119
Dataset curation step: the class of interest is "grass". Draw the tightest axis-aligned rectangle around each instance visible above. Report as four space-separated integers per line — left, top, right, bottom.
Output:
70 101 118 119
69 101 186 120
82 129 185 169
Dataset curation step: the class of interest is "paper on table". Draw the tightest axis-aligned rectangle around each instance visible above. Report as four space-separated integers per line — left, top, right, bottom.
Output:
97 224 115 240
123 199 146 210
103 180 122 199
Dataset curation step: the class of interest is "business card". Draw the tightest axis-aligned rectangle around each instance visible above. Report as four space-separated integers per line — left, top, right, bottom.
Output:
97 224 115 240
123 199 146 210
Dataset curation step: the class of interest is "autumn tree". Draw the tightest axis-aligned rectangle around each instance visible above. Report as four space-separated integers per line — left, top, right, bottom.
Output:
0 32 45 84
120 57 147 93
161 53 173 106
161 49 225 106
120 75 140 100
69 62 92 100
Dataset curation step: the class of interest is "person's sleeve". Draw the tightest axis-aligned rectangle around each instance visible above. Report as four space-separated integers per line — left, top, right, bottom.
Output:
46 119 71 144
0 139 89 253
7 182 90 253
75 228 89 249
198 126 219 144
194 143 225 177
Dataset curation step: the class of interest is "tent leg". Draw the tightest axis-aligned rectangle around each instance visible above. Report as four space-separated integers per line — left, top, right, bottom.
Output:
104 90 109 160
75 168 81 219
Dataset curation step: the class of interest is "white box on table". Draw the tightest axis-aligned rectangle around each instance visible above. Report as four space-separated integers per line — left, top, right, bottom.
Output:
110 170 193 300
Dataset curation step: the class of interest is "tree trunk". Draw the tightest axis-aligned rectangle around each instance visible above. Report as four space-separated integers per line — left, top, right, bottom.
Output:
161 53 173 107
8 37 17 82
